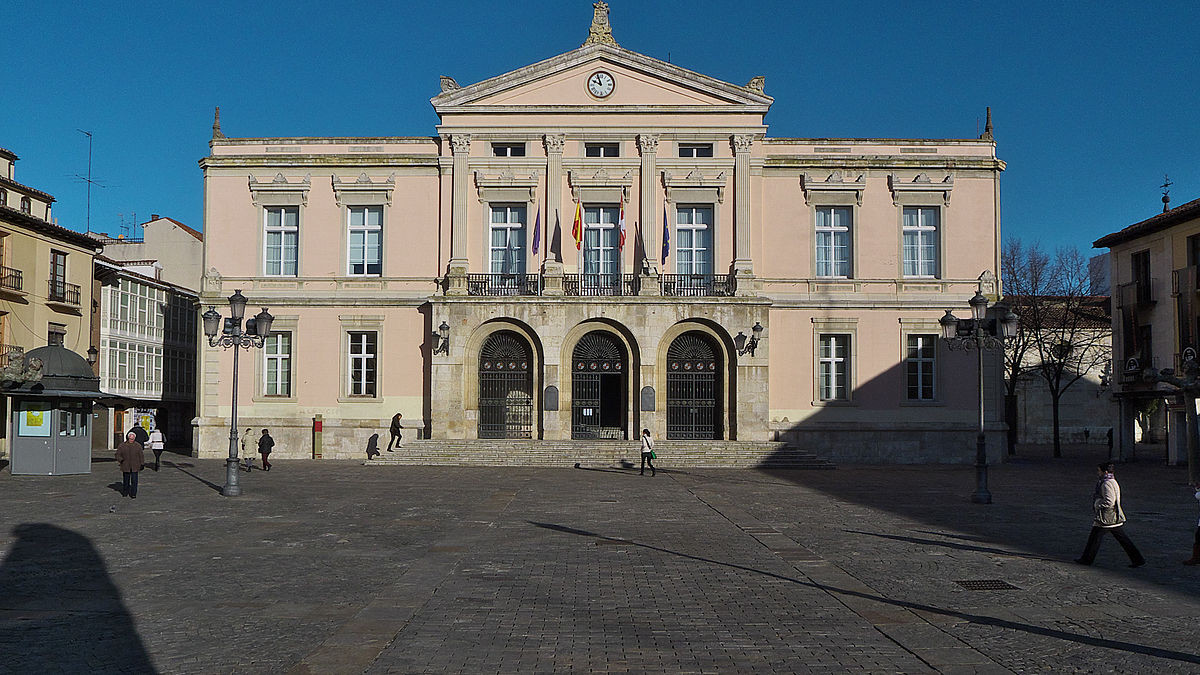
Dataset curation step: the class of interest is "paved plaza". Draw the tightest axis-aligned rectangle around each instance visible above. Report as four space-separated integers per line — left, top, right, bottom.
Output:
3 445 1200 674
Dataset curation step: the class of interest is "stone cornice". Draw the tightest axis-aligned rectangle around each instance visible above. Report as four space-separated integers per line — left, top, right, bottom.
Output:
888 172 954 206
567 168 634 201
200 156 440 170
764 157 1005 172
663 169 728 203
331 173 396 207
800 171 867 206
431 43 773 111
248 173 311 206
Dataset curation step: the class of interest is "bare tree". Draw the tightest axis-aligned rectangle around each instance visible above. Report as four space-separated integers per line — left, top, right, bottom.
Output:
1003 241 1112 457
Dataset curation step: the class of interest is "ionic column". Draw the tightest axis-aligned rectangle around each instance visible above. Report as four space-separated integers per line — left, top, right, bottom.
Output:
732 134 755 283
543 134 565 266
446 134 471 294
637 133 659 271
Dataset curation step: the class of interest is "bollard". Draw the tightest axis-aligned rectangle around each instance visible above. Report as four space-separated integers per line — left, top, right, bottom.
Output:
313 414 323 459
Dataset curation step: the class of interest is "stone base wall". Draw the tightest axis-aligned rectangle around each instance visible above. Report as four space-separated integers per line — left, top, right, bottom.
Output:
775 426 1008 464
194 416 427 460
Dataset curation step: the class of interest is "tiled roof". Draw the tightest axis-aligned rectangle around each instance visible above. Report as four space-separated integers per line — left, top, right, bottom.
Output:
0 147 17 161
1093 196 1200 249
145 215 203 241
0 204 102 250
0 175 55 203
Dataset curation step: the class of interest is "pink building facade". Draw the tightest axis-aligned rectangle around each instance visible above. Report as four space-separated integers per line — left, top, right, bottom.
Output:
196 7 1006 464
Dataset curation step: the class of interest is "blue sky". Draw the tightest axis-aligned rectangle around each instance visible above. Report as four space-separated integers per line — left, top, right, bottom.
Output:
3 1 1197 253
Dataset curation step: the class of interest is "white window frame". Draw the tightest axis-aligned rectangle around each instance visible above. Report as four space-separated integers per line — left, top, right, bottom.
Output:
347 331 377 397
491 143 526 157
489 205 527 274
264 205 299 276
818 334 851 401
902 206 940 278
347 205 383 276
678 143 714 158
675 205 714 276
905 334 937 401
583 205 620 279
264 332 292 397
815 206 852 278
584 143 619 158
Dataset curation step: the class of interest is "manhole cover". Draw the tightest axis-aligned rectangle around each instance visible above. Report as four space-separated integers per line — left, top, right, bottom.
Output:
954 579 1020 591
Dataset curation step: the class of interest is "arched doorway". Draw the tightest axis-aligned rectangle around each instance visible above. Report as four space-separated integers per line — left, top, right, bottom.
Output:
572 331 626 439
478 331 533 439
666 332 722 440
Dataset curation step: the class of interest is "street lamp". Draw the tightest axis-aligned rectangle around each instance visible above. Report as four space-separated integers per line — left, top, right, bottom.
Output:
940 294 1018 504
734 321 765 356
202 289 274 497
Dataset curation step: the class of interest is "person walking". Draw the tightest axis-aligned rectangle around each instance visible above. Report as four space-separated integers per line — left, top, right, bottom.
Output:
127 423 149 447
240 427 255 471
115 431 146 499
1076 461 1145 568
640 428 656 476
258 428 275 471
1184 484 1200 566
148 427 165 472
387 412 404 452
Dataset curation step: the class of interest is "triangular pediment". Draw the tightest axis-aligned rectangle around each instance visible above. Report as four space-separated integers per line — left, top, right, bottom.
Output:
431 43 772 114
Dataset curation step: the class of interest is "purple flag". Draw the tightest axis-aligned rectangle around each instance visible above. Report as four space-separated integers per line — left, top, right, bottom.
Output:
532 207 541 256
661 206 670 267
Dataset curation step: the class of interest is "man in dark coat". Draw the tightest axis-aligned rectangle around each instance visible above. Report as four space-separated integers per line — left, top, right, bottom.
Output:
387 412 403 452
127 424 149 446
115 432 146 498
258 428 275 471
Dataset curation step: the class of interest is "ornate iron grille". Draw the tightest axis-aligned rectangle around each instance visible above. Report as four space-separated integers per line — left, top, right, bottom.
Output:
467 273 539 296
667 332 721 439
572 331 625 439
478 331 533 438
563 273 638 296
660 273 736 297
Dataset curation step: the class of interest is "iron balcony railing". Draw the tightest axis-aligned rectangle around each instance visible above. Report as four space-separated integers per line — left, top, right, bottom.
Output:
48 279 81 305
466 273 540 296
0 266 22 292
1116 279 1156 308
660 273 736 297
563 273 638 297
0 344 24 368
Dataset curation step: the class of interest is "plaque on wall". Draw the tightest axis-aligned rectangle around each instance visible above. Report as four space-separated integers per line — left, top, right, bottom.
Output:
640 386 655 411
544 385 559 411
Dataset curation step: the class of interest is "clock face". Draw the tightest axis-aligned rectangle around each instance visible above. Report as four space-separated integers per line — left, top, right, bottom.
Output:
587 71 614 98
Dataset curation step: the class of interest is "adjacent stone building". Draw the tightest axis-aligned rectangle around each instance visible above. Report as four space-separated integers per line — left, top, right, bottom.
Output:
0 146 103 459
196 5 1006 464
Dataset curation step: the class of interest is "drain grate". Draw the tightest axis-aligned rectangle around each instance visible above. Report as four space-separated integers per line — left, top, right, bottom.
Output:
954 579 1020 591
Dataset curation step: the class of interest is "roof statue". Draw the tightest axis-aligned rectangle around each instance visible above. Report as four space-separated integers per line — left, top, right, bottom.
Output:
440 75 461 93
979 106 993 141
582 1 618 47
746 76 766 94
212 106 225 140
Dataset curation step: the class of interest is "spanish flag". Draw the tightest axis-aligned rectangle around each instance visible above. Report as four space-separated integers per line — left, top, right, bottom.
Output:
618 196 626 250
571 202 583 251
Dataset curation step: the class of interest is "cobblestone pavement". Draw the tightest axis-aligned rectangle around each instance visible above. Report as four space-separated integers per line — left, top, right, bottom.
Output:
3 445 1200 674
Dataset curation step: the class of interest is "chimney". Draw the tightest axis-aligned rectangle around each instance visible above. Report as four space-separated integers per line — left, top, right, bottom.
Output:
151 213 160 221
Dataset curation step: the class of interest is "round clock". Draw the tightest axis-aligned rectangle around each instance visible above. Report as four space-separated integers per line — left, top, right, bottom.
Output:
587 71 614 98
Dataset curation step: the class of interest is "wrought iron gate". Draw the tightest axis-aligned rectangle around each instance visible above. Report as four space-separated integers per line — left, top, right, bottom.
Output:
667 332 721 439
478 331 533 439
572 331 625 439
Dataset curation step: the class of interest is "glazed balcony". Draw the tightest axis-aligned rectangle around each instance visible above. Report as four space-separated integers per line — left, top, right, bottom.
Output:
1116 279 1156 308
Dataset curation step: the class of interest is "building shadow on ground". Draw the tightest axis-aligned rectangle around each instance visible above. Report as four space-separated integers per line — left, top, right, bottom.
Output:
528 519 1200 666
0 523 157 673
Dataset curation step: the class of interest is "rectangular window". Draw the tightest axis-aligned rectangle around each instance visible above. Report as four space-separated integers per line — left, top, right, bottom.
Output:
48 322 66 347
815 207 852 278
50 249 67 285
348 331 377 397
678 143 714 158
491 143 526 157
264 333 292 397
489 205 527 274
818 334 850 401
583 205 620 281
905 334 937 400
264 206 299 276
347 205 383 275
902 207 940 278
584 143 619 158
675 205 714 276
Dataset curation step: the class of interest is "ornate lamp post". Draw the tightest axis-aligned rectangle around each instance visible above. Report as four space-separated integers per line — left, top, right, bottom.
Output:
202 290 274 497
940 291 1019 504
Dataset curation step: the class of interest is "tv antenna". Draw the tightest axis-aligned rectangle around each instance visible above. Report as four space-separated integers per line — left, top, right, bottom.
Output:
74 129 106 233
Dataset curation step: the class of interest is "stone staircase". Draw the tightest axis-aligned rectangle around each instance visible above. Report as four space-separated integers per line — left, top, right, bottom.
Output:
365 440 835 469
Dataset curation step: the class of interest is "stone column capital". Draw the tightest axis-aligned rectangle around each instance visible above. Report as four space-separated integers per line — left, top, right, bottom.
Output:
732 134 754 154
449 134 472 155
543 134 565 155
637 134 660 155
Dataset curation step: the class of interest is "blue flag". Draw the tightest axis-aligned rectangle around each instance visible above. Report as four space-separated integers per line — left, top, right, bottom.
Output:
531 208 541 256
660 206 670 267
